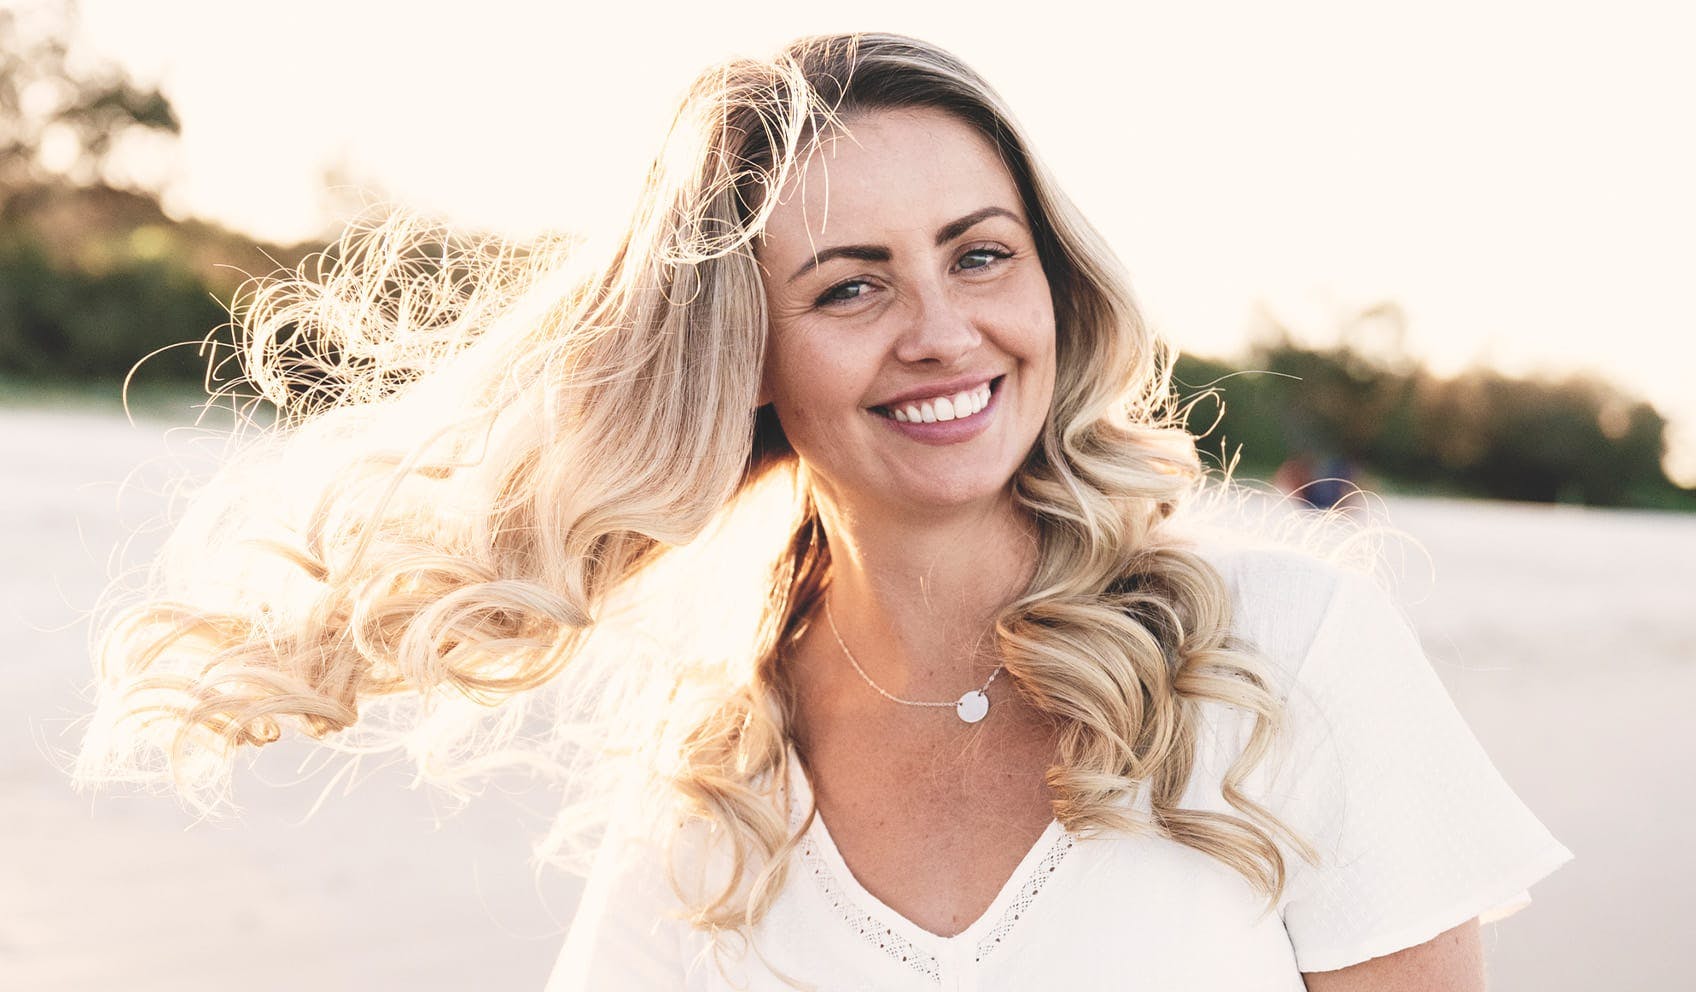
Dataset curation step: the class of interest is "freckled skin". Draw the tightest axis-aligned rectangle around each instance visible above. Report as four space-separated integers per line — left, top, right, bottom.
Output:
755 107 1058 517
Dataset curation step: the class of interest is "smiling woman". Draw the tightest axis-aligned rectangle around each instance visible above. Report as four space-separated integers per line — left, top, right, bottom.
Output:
757 108 1056 513
70 32 1569 992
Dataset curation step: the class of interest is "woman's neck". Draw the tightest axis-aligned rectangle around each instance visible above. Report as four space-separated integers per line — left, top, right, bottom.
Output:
802 486 1041 710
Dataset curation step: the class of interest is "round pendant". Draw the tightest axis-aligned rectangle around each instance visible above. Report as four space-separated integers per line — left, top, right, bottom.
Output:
956 689 990 724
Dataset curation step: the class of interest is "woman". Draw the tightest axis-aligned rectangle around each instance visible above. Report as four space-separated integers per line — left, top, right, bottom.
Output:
75 33 1569 991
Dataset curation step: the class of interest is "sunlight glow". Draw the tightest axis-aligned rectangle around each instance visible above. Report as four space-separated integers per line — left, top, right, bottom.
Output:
75 0 1696 485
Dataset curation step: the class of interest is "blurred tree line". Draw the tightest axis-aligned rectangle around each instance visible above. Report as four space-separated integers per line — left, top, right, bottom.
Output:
1174 302 1695 510
2 3 1690 511
0 1 309 389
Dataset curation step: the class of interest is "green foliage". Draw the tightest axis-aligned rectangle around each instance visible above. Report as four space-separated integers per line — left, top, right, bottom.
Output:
0 232 225 388
1170 355 1292 480
1174 333 1693 511
0 0 271 397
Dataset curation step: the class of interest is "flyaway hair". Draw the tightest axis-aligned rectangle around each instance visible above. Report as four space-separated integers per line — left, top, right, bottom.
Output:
71 32 1402 973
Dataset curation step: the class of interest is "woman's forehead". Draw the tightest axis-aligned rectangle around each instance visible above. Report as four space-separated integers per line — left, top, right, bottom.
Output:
756 107 1025 253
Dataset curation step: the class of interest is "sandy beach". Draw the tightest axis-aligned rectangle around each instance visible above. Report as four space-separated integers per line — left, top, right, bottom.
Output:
2 405 1690 990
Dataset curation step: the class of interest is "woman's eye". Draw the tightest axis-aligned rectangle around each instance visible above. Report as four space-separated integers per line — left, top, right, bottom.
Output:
816 280 870 307
958 247 1012 271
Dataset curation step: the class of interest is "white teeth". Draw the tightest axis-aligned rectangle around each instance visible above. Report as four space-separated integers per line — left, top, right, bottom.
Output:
882 380 996 423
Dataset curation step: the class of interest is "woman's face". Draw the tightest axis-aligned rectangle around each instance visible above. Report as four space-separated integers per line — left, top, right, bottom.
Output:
755 107 1058 514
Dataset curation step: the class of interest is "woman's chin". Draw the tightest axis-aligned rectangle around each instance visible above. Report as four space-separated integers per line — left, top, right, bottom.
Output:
876 472 1015 514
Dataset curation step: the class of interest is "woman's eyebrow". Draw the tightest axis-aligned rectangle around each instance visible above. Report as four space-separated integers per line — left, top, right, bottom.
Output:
933 206 1024 246
785 206 1026 284
787 245 891 284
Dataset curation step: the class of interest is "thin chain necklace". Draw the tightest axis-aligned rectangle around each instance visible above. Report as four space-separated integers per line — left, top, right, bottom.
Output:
822 597 1003 724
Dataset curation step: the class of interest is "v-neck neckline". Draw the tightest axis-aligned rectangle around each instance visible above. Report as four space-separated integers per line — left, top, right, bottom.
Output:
784 743 1076 960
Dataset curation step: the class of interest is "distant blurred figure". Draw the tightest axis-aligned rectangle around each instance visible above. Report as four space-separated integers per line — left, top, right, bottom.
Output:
1308 454 1360 510
1275 450 1360 510
1272 451 1318 505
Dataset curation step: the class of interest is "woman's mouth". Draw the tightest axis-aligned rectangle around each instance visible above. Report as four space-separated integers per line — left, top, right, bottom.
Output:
869 375 1004 423
866 375 1004 446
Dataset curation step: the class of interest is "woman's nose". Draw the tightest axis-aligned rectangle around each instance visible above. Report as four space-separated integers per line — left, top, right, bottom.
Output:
892 281 982 366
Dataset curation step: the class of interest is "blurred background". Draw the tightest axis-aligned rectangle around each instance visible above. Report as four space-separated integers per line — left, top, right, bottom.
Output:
3 0 1691 988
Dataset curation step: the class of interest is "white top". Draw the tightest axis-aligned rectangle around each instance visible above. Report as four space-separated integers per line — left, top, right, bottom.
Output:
547 547 1573 991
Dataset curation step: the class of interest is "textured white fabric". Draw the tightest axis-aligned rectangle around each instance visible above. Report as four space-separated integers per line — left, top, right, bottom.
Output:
546 547 1573 991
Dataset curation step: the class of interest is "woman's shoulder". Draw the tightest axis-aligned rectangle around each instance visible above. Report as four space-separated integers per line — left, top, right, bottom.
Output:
1185 541 1364 687
1192 540 1353 604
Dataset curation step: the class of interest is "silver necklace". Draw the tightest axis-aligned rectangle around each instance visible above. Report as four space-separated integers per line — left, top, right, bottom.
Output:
822 598 1003 724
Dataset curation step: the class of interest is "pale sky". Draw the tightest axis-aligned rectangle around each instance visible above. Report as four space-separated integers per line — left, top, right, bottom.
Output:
67 0 1696 483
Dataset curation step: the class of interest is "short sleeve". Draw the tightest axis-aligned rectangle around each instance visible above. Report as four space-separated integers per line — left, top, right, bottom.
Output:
1269 570 1573 973
544 810 692 991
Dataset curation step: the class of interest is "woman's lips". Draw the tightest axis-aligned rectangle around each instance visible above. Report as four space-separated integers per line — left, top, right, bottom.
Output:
870 375 1003 421
869 375 1004 445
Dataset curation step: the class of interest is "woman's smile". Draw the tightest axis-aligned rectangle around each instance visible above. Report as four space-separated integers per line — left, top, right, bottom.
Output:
755 106 1057 509
868 374 1006 446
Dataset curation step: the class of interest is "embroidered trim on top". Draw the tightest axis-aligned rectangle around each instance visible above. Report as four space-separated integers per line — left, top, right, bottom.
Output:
784 756 1078 979
973 829 1077 963
796 829 943 983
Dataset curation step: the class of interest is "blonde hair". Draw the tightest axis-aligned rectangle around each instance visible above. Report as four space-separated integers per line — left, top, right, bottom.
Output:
73 32 1389 968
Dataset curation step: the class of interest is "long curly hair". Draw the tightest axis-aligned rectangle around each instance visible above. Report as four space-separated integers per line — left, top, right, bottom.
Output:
73 32 1353 959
